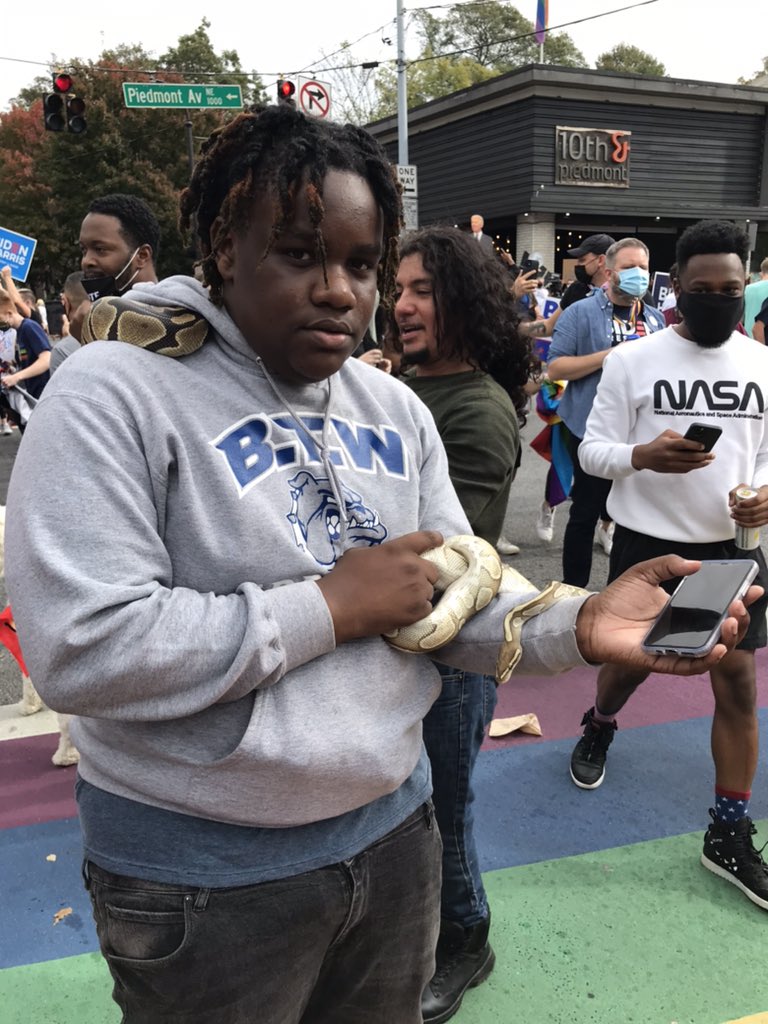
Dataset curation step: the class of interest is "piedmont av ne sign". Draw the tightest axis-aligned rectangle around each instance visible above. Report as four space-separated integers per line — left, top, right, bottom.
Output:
122 83 244 109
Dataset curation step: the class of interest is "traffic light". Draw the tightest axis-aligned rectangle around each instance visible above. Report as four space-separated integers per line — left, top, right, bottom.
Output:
66 94 87 135
43 91 65 132
277 79 296 103
43 73 86 134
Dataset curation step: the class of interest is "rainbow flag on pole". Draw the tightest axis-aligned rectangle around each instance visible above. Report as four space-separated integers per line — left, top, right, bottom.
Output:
535 0 548 44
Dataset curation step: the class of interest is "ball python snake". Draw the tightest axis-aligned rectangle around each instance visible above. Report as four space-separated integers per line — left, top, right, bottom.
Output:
386 535 587 682
82 297 586 681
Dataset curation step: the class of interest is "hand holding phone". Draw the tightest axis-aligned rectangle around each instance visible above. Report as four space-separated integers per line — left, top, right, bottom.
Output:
574 553 757 673
683 422 722 453
631 428 717 474
641 559 759 657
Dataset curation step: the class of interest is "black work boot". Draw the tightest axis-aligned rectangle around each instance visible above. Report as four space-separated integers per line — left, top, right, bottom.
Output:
421 913 495 1023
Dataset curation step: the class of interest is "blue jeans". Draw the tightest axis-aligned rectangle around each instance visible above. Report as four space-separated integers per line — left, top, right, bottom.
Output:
423 664 498 928
83 803 441 1023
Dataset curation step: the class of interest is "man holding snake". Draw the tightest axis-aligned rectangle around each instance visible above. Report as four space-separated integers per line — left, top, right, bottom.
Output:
5 106 757 1024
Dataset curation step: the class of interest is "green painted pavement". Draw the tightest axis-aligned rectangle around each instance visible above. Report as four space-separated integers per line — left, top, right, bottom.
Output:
0 953 117 1023
459 822 768 1024
2 825 766 1024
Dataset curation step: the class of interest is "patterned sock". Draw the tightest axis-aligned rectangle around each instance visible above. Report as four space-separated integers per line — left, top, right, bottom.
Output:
592 702 616 725
714 787 751 823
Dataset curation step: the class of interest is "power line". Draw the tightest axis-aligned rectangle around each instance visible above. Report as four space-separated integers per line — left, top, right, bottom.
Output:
0 0 662 92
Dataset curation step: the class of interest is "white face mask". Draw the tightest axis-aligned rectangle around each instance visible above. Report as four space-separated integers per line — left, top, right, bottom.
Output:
116 247 141 290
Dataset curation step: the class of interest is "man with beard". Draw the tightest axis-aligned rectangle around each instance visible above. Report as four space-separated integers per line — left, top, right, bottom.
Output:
395 226 534 1022
548 238 666 585
79 193 159 302
570 220 768 910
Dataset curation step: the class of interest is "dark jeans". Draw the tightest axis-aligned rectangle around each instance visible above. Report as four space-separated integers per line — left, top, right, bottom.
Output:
424 664 498 928
562 431 612 587
84 803 442 1024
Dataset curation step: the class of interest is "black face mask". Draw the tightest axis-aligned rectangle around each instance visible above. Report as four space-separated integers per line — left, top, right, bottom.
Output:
82 274 118 301
82 247 141 302
677 291 744 348
574 264 593 286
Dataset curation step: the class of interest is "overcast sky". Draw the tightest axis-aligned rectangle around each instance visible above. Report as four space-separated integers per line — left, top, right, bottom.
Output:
3 0 766 111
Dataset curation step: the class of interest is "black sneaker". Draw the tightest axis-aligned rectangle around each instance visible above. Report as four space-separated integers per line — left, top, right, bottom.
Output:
701 809 768 910
421 914 495 1023
569 707 617 790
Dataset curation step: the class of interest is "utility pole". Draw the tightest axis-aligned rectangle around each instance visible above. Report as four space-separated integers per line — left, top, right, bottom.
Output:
396 0 408 165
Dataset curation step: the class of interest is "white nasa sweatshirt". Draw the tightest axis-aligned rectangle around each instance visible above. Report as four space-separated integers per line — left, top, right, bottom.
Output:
580 325 768 543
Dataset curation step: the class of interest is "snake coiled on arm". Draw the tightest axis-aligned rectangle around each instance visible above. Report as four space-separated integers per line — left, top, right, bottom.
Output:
82 297 586 679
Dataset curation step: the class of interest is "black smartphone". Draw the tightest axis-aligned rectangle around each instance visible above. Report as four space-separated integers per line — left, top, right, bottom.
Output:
641 559 759 657
684 422 722 453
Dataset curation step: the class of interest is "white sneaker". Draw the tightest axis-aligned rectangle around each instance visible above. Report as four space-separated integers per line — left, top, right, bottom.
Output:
596 521 615 556
1 423 12 435
536 501 555 542
496 537 520 556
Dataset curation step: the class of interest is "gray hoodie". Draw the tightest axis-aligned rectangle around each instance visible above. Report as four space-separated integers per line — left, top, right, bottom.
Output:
6 276 588 828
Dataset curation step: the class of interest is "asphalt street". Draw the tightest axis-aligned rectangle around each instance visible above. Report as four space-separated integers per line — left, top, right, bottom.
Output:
0 411 607 707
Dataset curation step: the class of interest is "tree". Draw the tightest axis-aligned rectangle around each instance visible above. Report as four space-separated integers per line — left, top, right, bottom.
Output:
595 44 666 77
0 23 266 294
317 46 382 126
372 49 496 120
158 19 264 107
413 3 586 72
739 56 768 85
368 1 586 118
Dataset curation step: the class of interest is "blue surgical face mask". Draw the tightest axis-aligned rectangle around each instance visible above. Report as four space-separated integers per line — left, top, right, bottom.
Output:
616 266 650 298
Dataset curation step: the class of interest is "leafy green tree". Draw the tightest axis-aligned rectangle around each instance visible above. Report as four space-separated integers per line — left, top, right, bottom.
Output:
372 49 496 120
0 23 266 293
158 19 263 107
595 44 666 76
414 3 585 71
368 1 585 118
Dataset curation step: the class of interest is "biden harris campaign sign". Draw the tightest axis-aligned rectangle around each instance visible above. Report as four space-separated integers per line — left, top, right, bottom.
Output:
0 226 37 283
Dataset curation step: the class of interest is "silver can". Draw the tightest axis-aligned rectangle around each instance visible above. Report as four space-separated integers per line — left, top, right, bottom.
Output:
734 486 760 550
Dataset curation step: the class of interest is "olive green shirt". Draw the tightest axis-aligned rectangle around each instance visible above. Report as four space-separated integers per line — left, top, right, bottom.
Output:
405 371 520 545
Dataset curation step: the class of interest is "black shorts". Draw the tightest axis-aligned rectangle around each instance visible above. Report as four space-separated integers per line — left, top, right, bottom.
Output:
608 525 768 651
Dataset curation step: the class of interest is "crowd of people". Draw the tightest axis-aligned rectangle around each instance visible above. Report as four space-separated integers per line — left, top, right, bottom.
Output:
3 103 768 1024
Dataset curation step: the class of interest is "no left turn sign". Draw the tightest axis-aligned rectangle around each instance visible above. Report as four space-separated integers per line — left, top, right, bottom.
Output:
298 77 331 119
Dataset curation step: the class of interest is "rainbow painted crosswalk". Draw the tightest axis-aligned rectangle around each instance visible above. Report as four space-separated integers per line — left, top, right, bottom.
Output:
2 658 768 1023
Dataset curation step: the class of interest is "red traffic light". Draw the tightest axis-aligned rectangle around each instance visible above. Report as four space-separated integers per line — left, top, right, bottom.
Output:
277 79 296 100
53 73 74 93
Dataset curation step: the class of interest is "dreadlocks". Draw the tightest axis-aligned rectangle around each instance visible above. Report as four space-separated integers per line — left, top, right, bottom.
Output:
180 103 403 307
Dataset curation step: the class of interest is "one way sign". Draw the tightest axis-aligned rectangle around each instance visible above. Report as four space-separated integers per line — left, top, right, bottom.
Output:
298 77 332 119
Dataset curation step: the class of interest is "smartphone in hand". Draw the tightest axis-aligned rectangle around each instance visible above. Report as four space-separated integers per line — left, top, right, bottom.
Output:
641 559 759 657
683 422 722 453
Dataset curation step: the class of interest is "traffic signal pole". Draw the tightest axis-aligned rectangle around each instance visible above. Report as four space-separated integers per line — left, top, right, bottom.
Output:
184 111 195 178
396 0 408 166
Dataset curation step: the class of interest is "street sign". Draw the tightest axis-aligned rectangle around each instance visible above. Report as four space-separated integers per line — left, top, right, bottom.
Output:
122 83 243 109
298 77 331 119
396 164 418 198
402 197 419 231
0 226 37 283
